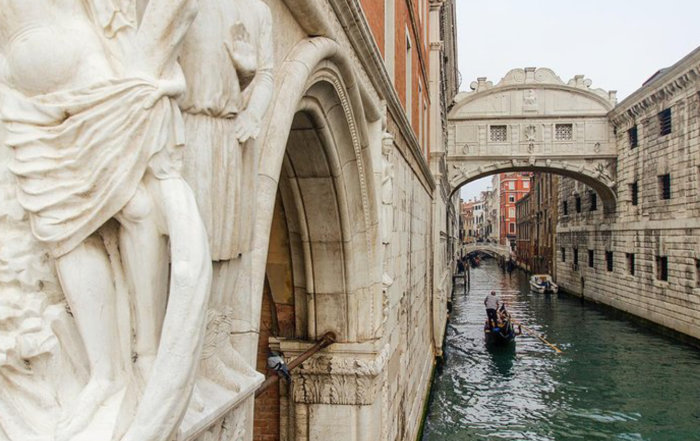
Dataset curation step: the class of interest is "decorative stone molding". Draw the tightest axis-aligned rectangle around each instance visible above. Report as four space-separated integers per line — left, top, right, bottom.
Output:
610 48 700 127
461 67 617 109
281 343 390 405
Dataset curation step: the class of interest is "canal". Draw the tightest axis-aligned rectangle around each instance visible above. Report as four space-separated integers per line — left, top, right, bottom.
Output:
422 258 700 441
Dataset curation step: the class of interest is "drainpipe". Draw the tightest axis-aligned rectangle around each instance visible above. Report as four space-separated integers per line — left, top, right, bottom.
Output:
255 332 336 397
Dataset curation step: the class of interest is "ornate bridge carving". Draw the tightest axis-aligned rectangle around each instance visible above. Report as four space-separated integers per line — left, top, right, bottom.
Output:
448 67 619 213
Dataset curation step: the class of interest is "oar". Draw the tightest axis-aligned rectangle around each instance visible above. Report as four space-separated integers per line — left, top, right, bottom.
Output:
512 319 563 354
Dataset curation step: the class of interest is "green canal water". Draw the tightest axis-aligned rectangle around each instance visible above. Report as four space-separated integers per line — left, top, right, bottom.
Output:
422 259 700 441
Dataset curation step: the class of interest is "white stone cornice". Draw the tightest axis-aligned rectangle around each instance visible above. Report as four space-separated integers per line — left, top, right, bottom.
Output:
610 47 700 127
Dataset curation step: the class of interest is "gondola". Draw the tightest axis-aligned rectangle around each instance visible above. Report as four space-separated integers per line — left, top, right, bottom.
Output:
484 317 519 345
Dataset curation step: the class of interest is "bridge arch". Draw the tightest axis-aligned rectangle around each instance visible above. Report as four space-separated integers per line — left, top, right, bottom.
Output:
448 67 619 213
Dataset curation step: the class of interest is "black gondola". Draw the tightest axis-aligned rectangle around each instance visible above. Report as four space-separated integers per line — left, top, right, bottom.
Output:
484 317 519 345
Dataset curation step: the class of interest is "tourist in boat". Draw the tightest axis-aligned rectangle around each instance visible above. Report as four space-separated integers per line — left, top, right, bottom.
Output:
484 290 501 328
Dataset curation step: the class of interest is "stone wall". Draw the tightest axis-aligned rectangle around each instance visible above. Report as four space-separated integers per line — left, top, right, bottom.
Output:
556 48 700 341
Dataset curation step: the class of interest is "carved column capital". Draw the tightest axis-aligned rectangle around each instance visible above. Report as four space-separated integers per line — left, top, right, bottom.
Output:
279 342 390 405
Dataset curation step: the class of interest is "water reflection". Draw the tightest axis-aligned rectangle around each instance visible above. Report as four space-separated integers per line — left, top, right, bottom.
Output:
422 258 700 441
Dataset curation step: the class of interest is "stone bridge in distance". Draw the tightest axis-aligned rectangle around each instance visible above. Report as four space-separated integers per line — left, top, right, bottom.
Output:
461 242 511 258
447 67 619 213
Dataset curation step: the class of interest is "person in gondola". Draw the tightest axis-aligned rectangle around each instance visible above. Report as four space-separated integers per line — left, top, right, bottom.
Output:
484 290 501 328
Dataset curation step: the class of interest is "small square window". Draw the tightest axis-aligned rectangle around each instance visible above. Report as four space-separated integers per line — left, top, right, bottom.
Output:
628 125 638 148
590 193 597 211
658 174 671 200
555 123 573 141
508 194 515 203
630 182 639 206
575 196 581 213
490 125 507 142
588 250 594 268
626 253 635 276
656 256 668 281
658 108 672 136
523 181 530 189
606 251 613 272
561 247 566 262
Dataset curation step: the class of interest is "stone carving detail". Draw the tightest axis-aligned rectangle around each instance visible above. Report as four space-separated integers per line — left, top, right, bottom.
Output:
0 1 275 440
524 125 537 142
381 133 395 245
178 0 273 413
292 345 390 405
523 89 537 111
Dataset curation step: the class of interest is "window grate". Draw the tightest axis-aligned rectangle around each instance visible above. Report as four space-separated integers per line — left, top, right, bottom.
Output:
626 253 635 276
656 256 668 281
606 251 613 272
658 174 671 200
490 125 507 142
628 125 638 148
658 108 672 136
630 182 639 206
555 123 573 141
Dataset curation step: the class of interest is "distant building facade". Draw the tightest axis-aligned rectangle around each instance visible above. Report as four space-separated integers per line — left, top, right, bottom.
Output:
516 173 559 273
500 172 532 248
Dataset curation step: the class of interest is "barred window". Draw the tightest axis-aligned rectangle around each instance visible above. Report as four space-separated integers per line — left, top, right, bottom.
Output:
656 256 668 281
628 125 638 148
630 182 639 206
626 253 635 276
606 251 613 272
590 193 597 211
588 250 594 268
575 196 581 213
573 248 579 266
563 201 568 215
658 174 671 200
658 108 672 136
555 123 573 141
490 125 507 142
561 247 566 262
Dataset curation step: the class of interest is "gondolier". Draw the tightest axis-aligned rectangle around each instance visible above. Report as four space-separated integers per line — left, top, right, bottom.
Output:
484 290 501 328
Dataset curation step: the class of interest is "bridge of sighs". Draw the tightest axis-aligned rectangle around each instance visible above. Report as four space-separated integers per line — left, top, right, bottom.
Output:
447 67 619 213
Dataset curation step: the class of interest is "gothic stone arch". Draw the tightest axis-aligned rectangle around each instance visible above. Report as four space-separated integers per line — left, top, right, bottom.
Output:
448 67 619 213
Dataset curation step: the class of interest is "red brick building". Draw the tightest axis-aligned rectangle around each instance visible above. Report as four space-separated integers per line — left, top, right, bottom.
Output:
499 172 532 248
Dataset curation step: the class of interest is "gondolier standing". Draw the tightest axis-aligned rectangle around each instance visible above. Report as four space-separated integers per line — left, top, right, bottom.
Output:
484 290 501 328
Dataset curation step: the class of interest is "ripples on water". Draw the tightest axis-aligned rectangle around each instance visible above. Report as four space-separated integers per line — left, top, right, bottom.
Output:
422 259 700 441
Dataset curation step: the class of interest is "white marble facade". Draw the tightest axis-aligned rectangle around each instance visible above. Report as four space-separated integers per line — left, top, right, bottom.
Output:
0 1 454 441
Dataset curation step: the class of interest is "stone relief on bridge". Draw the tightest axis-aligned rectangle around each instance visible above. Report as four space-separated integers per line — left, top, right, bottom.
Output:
0 1 272 441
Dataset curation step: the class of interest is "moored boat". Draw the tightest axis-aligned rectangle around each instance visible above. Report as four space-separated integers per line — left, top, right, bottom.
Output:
529 274 558 294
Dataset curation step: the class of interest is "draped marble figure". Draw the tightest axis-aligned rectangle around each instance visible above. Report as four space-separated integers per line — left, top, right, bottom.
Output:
0 1 212 441
178 0 273 388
